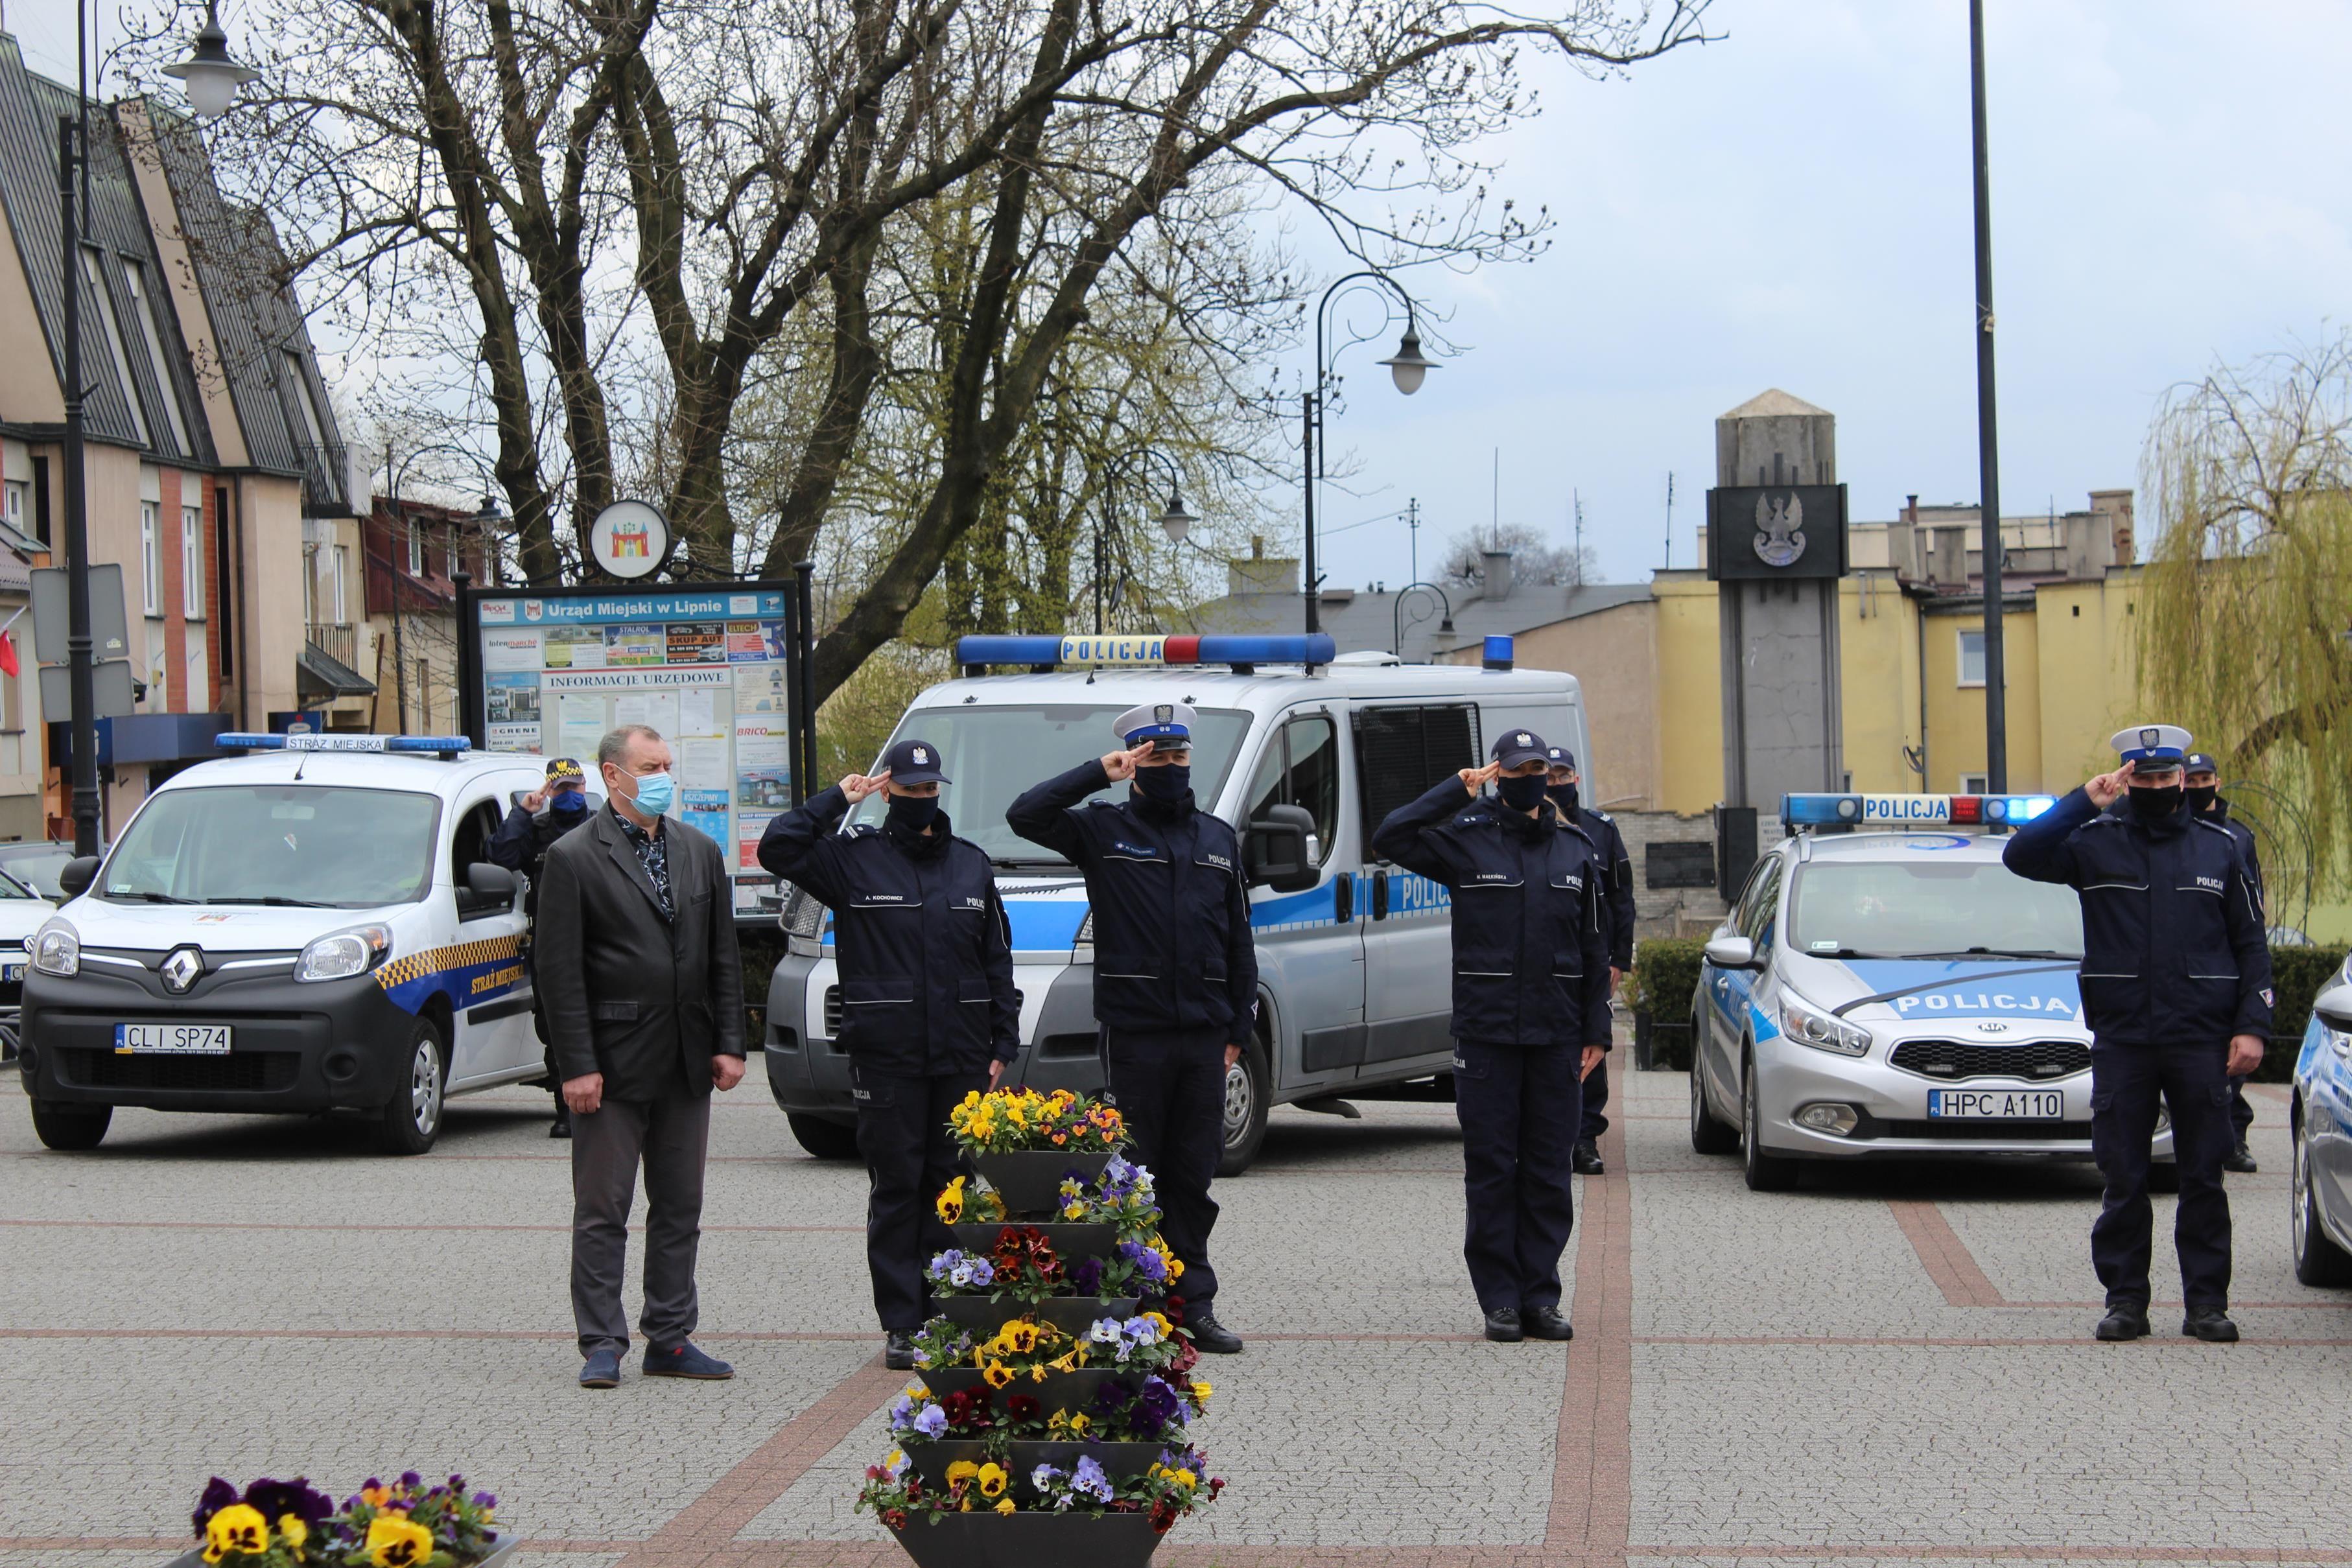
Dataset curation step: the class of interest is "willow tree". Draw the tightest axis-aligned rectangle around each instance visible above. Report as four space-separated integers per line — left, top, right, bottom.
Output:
2139 336 2352 900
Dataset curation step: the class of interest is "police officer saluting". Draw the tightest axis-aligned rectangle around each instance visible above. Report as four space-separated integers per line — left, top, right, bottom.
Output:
1005 702 1254 1355
2003 725 2271 1343
1546 746 1632 1177
1373 729 1612 1343
2183 752 2264 1175
759 738 1017 1371
488 756 596 1138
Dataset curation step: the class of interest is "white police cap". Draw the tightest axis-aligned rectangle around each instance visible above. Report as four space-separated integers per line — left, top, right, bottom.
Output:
1116 701 1194 749
2108 723 2192 766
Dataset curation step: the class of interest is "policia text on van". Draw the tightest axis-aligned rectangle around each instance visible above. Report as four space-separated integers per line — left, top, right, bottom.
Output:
759 633 1595 1175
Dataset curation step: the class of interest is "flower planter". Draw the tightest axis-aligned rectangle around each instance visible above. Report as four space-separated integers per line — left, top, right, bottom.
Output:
935 1294 1142 1335
888 1509 1162 1568
1009 1438 1168 1480
970 1151 1114 1217
917 1366 1130 1407
167 1539 520 1568
949 1221 1122 1258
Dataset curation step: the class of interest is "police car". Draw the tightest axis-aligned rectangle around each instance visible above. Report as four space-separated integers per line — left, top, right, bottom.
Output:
16 734 549 1154
0 864 57 1057
764 631 1594 1173
2291 970 2352 1287
1691 791 2178 1189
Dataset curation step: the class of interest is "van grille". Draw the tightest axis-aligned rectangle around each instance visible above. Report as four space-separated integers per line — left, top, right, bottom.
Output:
1889 1038 2089 1082
60 1049 297 1093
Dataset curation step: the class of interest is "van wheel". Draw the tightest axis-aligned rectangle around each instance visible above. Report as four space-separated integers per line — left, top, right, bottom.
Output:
2292 1105 2352 1286
378 1018 448 1155
1689 1004 1738 1154
788 1112 862 1161
1216 1037 1270 1177
1741 1052 1798 1191
30 1099 110 1151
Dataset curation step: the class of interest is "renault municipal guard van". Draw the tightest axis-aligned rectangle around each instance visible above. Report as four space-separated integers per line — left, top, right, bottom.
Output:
17 734 553 1154
763 631 1595 1173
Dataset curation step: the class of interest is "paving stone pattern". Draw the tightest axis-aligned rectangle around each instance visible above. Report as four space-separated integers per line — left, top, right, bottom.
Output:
3 1067 2349 1567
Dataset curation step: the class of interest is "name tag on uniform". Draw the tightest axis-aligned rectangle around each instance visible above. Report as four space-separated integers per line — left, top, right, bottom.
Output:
1474 872 1511 882
1112 841 1160 857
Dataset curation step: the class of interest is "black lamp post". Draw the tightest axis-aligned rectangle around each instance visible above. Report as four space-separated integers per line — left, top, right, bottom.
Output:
1093 449 1195 634
56 2 256 854
1302 270 1437 635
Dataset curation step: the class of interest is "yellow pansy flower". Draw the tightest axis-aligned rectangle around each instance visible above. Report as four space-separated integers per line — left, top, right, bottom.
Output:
977 1462 1009 1498
364 1514 436 1568
277 1514 309 1552
1063 1201 1085 1219
995 1497 1017 1515
1142 1311 1173 1339
947 1459 980 1485
982 1359 1015 1388
1192 1379 1213 1405
204 1504 268 1563
936 1180 965 1224
1173 1468 1197 1488
1068 1411 1090 1433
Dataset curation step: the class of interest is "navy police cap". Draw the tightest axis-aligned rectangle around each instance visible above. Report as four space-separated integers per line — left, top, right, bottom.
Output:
1492 729 1549 769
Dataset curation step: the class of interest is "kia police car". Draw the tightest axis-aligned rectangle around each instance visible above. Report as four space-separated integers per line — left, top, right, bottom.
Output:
1691 792 2176 1189
2291 967 2352 1287
17 734 550 1154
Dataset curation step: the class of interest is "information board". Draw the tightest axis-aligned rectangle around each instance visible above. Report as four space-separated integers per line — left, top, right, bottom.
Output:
469 584 797 911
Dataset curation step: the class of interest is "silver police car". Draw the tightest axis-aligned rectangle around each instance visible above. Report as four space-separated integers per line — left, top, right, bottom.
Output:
1690 793 2178 1190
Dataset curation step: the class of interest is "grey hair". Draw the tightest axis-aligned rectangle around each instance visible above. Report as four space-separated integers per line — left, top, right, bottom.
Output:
598 724 664 767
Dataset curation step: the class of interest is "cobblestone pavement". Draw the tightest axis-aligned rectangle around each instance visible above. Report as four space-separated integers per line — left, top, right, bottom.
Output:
4 1071 2348 1567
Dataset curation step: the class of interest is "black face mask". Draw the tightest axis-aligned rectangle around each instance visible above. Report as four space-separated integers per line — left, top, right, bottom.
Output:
549 791 588 819
2127 784 2182 823
1497 772 1549 812
1546 781 1579 814
886 793 940 832
2184 784 2218 814
1134 764 1190 804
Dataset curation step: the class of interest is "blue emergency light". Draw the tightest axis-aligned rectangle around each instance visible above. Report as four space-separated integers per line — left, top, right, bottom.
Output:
1780 792 2057 828
955 633 1337 670
217 732 473 755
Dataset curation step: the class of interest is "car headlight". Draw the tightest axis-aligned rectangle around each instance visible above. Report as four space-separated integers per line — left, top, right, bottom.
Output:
296 923 394 983
31 919 78 978
1782 993 1872 1057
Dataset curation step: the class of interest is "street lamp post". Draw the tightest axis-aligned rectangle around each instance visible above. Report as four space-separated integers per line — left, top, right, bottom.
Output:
54 2 256 854
1092 448 1197 634
1302 270 1435 636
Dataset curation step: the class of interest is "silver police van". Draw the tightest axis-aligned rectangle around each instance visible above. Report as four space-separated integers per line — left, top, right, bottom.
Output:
764 632 1593 1173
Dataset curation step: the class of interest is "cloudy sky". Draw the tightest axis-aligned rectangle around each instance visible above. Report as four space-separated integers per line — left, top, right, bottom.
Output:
21 2 2349 591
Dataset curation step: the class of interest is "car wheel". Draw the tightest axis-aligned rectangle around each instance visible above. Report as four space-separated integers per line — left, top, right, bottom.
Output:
1216 1036 1270 1178
30 1099 110 1151
378 1018 448 1155
787 1112 862 1161
2292 1105 2352 1287
1689 1009 1738 1155
1741 1051 1797 1191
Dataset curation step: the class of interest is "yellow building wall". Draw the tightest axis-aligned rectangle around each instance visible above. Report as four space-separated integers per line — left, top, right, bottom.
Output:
2032 574 2146 791
1838 571 1920 793
1650 573 1723 815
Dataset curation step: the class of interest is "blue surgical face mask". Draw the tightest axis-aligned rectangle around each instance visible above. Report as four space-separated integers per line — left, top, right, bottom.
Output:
1134 763 1190 804
628 771 676 817
1497 771 1549 811
550 790 588 819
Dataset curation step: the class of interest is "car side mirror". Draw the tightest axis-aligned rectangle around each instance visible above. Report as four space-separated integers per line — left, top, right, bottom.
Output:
462 861 517 916
1246 804 1320 894
2314 988 2352 1035
1704 934 1760 971
58 856 99 899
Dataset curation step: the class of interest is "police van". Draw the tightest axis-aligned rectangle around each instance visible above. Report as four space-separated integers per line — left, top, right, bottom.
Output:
1692 791 2177 1189
17 734 553 1154
764 631 1593 1174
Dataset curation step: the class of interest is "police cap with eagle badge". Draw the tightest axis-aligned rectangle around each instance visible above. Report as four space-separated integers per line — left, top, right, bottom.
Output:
1492 729 1550 769
1116 701 1194 751
882 736 951 785
1545 745 1579 773
2107 723 2192 770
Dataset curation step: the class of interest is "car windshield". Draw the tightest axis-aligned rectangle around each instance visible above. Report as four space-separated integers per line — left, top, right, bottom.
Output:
1787 859 2084 960
0 844 82 899
843 703 1254 864
99 786 441 908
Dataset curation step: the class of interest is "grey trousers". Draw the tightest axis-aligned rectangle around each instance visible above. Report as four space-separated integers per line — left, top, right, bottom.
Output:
570 1092 712 1357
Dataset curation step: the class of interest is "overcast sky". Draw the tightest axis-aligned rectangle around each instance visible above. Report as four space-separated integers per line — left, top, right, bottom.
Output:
21 2 2350 592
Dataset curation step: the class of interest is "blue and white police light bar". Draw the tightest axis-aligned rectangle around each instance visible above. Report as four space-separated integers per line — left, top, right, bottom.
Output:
217 732 473 755
1780 792 2058 828
955 633 1337 669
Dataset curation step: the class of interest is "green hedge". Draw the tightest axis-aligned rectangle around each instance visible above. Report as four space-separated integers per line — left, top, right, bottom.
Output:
1623 937 2339 1082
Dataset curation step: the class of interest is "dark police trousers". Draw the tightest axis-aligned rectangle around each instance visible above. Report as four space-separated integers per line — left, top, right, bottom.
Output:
1455 1040 1584 1315
2089 1038 2234 1309
571 1092 711 1356
1106 1027 1227 1307
856 1068 988 1331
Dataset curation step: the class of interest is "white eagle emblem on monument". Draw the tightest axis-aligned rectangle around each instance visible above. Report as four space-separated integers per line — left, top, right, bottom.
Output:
1753 491 1806 567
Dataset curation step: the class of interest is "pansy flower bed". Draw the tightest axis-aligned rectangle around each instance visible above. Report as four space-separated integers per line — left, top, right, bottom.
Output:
183 1472 506 1567
947 1088 1124 1156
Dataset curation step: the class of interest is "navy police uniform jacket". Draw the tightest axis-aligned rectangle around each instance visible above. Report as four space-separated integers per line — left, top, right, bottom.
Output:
2205 801 2266 913
1566 804 1636 971
1005 760 1259 1043
2001 787 2272 1047
1372 778 1614 1048
488 801 589 922
757 787 1019 1076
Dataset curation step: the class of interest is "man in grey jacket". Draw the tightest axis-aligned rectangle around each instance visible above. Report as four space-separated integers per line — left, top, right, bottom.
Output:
537 723 747 1388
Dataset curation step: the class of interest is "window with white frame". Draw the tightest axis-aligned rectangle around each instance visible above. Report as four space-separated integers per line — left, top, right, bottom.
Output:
80 248 150 447
182 504 203 617
3 480 23 535
140 502 160 615
1957 628 1986 687
407 517 423 576
124 263 191 455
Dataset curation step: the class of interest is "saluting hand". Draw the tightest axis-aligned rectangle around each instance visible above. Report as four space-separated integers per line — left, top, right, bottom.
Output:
1457 760 1501 796
1100 742 1155 782
523 787 548 812
840 769 892 803
2086 762 2134 810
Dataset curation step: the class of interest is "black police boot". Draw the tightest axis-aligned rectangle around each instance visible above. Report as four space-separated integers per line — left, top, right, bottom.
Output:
2222 1140 2257 1175
2093 1304 2150 1341
1483 1307 1523 1344
1523 1305 1575 1341
884 1329 918 1371
2181 1306 2240 1343
1186 1309 1243 1355
1571 1140 1605 1176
